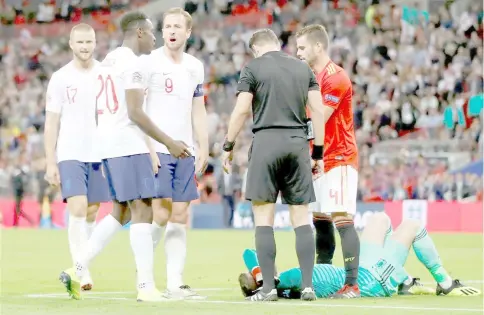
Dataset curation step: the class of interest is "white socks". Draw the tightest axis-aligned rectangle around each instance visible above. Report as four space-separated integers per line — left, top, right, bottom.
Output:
151 221 165 250
164 222 187 290
68 214 88 266
130 223 155 292
439 277 453 290
76 214 121 278
86 221 96 239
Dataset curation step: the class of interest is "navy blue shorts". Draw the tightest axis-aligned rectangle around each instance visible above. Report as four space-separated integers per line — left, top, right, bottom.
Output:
102 153 156 203
154 153 198 202
58 160 110 203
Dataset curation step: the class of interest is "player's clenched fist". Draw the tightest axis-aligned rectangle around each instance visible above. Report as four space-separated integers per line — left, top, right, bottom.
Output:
195 150 208 177
166 140 192 159
45 163 60 186
311 159 324 181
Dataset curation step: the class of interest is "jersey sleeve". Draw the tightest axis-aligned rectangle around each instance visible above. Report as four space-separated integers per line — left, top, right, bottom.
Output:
236 63 256 95
320 73 351 110
45 73 63 113
123 56 147 90
193 61 204 98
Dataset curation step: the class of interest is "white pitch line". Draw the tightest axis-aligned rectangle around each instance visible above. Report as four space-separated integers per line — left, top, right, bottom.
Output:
188 300 484 313
24 280 484 298
23 293 484 313
420 280 483 285
25 288 234 299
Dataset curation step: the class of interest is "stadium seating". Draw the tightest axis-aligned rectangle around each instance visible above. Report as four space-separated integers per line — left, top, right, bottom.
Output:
0 0 482 204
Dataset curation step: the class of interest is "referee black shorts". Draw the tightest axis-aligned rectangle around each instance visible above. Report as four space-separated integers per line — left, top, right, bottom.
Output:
245 129 315 205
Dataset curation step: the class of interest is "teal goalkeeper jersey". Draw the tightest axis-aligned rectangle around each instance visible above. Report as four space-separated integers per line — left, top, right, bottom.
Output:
313 264 387 297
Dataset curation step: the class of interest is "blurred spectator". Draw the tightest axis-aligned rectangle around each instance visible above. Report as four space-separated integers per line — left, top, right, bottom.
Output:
0 0 482 203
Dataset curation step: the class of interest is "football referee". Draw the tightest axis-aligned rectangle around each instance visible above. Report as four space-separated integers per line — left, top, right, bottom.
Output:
222 29 325 302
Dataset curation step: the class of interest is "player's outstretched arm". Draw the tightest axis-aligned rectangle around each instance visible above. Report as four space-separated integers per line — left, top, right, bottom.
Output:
125 89 191 158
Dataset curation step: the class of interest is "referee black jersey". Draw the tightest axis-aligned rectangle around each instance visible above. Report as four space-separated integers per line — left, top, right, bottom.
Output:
236 51 320 133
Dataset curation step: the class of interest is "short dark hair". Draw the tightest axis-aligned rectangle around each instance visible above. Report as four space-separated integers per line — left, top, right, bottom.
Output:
295 24 330 50
248 29 279 51
120 12 149 33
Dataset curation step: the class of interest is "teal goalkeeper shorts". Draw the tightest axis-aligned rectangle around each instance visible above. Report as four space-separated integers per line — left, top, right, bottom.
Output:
360 240 409 296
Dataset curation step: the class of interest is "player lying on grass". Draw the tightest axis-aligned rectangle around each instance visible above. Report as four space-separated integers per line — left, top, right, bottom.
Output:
239 213 481 300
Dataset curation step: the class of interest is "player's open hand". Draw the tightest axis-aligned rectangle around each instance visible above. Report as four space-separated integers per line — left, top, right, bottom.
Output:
167 140 192 159
311 159 324 181
222 150 233 174
195 150 208 177
45 163 60 187
150 152 161 175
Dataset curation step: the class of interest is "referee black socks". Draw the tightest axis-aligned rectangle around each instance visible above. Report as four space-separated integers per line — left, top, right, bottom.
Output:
294 224 315 290
255 226 277 293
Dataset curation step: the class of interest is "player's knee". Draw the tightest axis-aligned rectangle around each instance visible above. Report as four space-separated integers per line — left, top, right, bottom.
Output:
331 212 353 224
398 219 422 235
289 204 310 228
129 198 152 222
111 201 130 224
86 204 99 223
67 196 88 217
370 212 390 226
152 198 171 226
153 206 170 226
170 202 189 224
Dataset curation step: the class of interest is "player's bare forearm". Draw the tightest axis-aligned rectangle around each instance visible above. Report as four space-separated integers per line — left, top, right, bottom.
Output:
125 89 174 146
192 96 209 154
322 105 335 125
44 111 60 165
227 92 253 142
144 135 156 155
307 90 325 146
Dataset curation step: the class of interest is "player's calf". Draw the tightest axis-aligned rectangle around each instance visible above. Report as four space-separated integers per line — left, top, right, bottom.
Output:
151 198 171 249
333 213 360 288
313 213 336 264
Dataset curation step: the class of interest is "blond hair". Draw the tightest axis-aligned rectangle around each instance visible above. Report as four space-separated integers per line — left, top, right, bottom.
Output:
163 7 193 29
70 23 94 38
295 24 330 50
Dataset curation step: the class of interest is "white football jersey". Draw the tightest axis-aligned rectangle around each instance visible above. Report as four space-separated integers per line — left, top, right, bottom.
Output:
144 47 204 155
46 60 100 163
95 47 149 159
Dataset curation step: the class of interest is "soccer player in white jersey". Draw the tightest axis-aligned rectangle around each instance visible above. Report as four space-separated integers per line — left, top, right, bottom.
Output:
143 7 209 299
59 12 191 302
44 23 110 292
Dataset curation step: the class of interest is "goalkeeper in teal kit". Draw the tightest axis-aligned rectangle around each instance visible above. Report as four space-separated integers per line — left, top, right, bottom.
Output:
239 213 481 299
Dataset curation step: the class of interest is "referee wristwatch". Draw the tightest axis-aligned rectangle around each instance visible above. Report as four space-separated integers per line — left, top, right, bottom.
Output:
311 145 324 160
223 139 236 152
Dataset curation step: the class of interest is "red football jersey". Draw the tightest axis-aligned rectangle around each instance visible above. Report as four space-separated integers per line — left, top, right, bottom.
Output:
312 61 358 173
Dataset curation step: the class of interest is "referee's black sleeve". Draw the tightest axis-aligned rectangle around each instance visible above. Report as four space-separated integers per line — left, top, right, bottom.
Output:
237 64 256 95
308 66 320 91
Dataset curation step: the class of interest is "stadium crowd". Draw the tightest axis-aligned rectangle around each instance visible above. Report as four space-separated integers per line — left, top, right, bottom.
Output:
0 0 482 206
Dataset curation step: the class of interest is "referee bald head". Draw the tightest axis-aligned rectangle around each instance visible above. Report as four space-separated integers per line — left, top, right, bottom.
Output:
248 29 281 58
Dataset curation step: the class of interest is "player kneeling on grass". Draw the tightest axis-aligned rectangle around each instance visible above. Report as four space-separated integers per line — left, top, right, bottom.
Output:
238 213 481 299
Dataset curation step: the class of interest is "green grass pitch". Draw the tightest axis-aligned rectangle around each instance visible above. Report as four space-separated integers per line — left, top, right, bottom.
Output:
1 229 483 315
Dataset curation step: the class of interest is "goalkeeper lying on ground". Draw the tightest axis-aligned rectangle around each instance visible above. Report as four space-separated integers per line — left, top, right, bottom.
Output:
239 213 481 299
